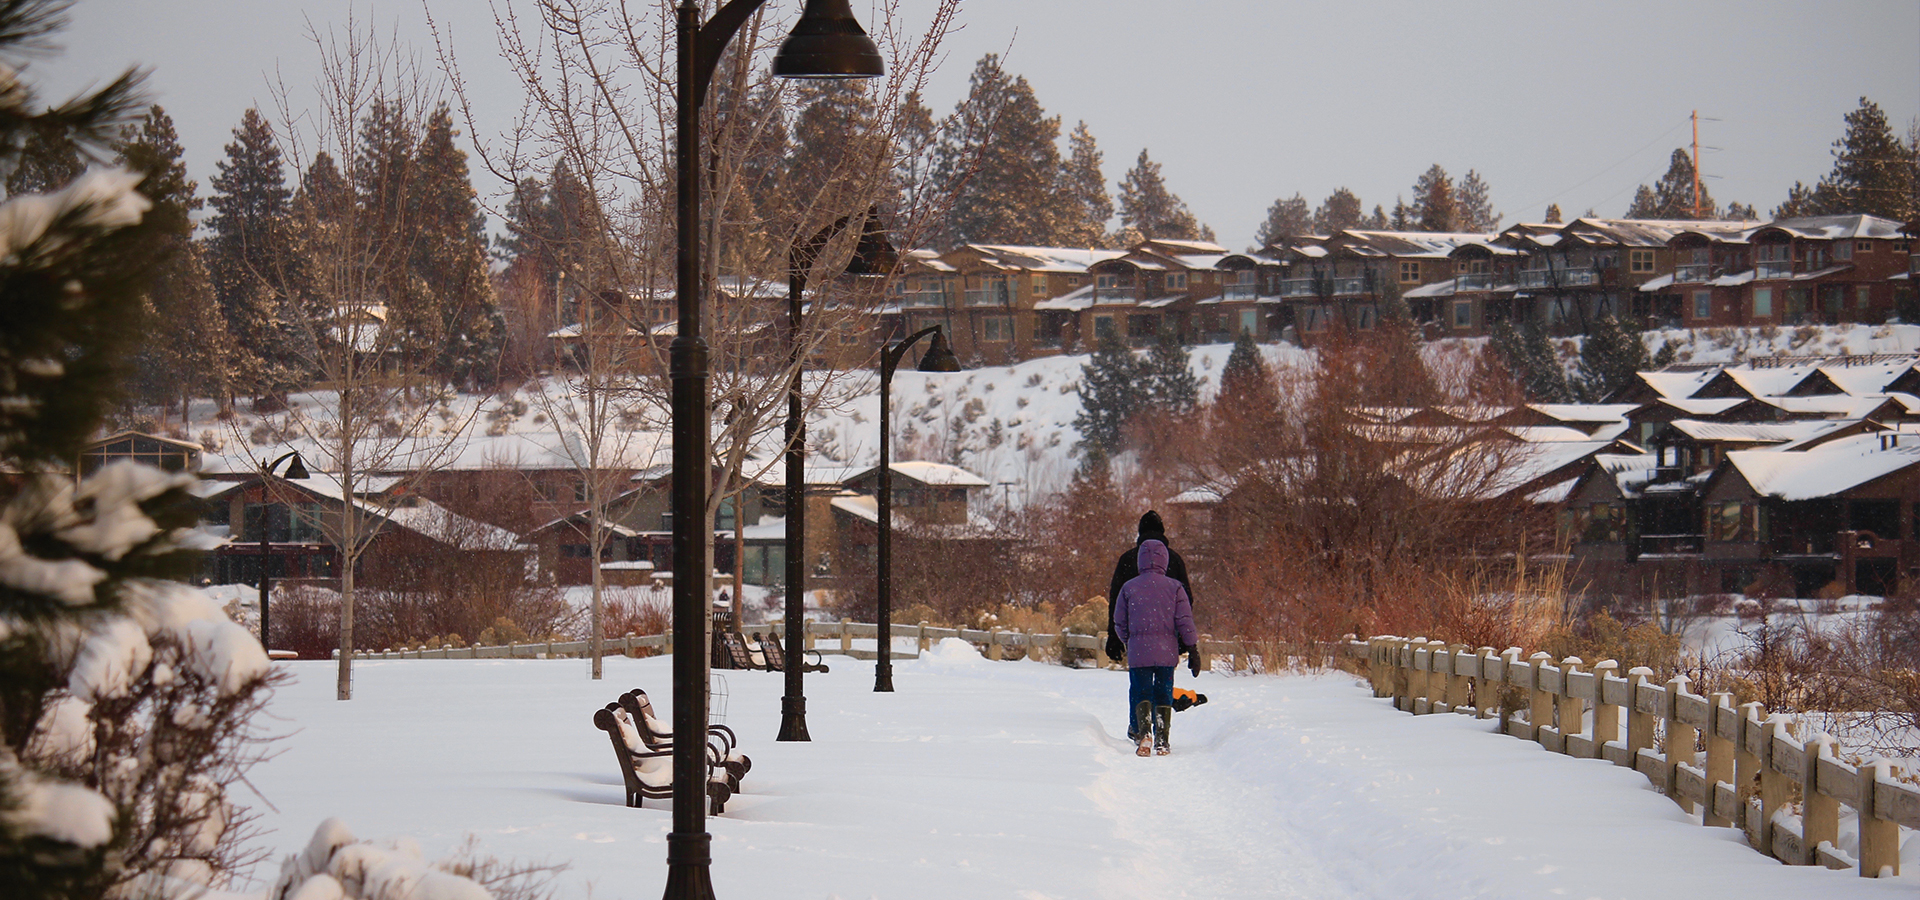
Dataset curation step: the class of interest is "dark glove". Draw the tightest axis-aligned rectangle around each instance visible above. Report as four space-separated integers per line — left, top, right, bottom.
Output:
1105 633 1125 662
1184 645 1201 677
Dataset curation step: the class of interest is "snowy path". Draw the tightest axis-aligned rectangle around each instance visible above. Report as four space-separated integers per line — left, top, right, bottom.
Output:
242 642 1915 899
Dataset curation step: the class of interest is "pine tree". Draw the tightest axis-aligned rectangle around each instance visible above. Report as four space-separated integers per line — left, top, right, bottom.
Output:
1141 330 1197 413
206 107 303 400
889 90 938 222
0 7 276 897
1455 169 1500 231
786 79 877 224
409 105 501 387
1488 318 1571 402
1543 203 1563 224
116 105 230 416
1073 333 1145 456
1624 149 1714 219
1821 97 1916 220
1575 315 1654 401
1388 197 1412 231
1410 164 1456 232
1312 187 1365 234
1057 121 1111 246
1218 330 1272 408
931 54 1066 246
1254 193 1311 247
1116 148 1202 242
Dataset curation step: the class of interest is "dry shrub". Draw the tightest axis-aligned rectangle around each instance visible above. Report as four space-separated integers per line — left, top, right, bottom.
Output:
602 588 669 656
1539 611 1684 677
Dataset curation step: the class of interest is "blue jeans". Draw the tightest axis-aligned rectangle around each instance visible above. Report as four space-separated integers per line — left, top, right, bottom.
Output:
1127 666 1175 738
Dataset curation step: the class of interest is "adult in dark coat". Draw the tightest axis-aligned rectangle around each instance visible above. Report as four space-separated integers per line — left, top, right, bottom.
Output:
1106 511 1195 662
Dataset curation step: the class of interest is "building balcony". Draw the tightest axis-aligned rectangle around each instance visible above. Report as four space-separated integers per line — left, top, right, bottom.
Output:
965 288 1013 307
1637 533 1703 556
1091 287 1138 304
1453 273 1493 292
1220 285 1259 302
1755 261 1794 280
898 289 948 308
1517 268 1599 289
1675 264 1713 283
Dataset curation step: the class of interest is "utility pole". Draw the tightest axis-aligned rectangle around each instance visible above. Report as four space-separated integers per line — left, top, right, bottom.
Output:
1690 111 1705 219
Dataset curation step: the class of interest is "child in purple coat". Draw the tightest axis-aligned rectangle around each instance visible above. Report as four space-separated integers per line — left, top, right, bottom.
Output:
1113 539 1197 756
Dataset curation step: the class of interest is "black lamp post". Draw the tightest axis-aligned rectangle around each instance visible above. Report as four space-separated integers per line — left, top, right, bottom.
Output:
874 325 959 692
780 210 893 742
256 451 309 650
668 1 881 896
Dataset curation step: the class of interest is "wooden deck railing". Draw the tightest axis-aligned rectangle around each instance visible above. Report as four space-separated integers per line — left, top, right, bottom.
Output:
1350 635 1915 878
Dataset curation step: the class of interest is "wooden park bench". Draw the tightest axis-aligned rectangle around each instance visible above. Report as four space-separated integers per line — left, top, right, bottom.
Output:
712 630 756 670
752 631 827 674
620 689 751 790
592 706 730 814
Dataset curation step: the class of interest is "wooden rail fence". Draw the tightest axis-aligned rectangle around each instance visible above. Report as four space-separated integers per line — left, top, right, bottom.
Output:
1352 635 1916 878
329 620 1307 671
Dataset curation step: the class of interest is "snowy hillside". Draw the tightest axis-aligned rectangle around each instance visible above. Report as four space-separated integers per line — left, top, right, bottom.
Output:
148 324 1920 510
236 648 1919 899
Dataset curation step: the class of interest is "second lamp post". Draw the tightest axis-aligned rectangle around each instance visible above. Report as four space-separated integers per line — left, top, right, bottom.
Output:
873 325 959 692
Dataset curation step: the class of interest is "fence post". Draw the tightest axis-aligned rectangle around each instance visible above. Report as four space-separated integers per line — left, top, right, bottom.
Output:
1394 639 1414 710
1802 734 1838 866
1858 758 1900 877
1758 717 1791 860
1199 633 1214 674
1472 647 1494 720
1554 657 1584 753
1735 702 1766 849
1370 638 1391 698
1497 648 1521 734
1528 651 1552 744
1589 659 1620 761
1665 675 1696 814
918 621 930 653
1446 643 1470 712
841 618 853 656
988 628 1004 661
1625 667 1655 770
1411 638 1434 714
1703 691 1736 828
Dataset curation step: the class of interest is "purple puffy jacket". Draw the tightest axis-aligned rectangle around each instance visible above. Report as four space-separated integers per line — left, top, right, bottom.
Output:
1113 540 1197 668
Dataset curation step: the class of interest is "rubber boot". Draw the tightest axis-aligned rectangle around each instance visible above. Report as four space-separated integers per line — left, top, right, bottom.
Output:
1153 705 1173 755
1133 701 1153 757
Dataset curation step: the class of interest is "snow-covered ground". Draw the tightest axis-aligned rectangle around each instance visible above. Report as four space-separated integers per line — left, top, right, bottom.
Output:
240 641 1916 899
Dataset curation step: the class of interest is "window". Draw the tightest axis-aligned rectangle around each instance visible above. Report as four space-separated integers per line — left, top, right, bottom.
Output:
291 503 326 542
1165 272 1188 291
1032 275 1047 296
1093 315 1115 339
1238 309 1258 336
1629 249 1655 274
1128 314 1158 339
1752 287 1772 318
1352 303 1377 330
1858 286 1873 310
1096 274 1120 290
1399 260 1420 283
1856 240 1873 255
717 496 736 533
982 315 1013 342
1452 300 1472 329
1693 290 1712 320
1834 241 1853 261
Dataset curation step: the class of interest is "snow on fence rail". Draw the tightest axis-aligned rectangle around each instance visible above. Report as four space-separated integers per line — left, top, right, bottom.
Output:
1348 635 1915 879
328 620 1310 671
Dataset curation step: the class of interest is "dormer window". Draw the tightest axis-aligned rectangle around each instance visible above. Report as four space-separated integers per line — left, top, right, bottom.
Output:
1165 272 1188 291
1629 249 1655 274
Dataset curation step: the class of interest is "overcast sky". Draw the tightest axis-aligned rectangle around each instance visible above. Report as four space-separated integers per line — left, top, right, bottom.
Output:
36 0 1920 251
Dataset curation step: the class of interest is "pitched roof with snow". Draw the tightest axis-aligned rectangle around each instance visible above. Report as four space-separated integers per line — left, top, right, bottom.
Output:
1726 433 1920 500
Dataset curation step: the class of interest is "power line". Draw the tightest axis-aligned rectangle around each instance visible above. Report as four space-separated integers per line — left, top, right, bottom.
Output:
1508 117 1690 221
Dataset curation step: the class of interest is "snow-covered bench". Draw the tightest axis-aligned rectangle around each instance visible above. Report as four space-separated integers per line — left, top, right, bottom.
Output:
751 631 827 674
592 706 731 813
619 689 751 790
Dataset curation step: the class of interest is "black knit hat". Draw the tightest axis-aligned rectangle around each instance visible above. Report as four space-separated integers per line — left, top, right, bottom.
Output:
1138 510 1166 540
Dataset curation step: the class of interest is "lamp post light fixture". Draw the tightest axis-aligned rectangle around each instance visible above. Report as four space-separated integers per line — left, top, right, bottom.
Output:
874 325 959 693
780 209 894 742
256 450 309 650
668 0 881 896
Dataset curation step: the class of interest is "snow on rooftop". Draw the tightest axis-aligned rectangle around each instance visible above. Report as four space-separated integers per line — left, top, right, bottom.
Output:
1728 433 1920 500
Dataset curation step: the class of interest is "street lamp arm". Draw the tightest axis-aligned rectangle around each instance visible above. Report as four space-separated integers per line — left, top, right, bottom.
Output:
882 325 944 377
690 0 775 108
